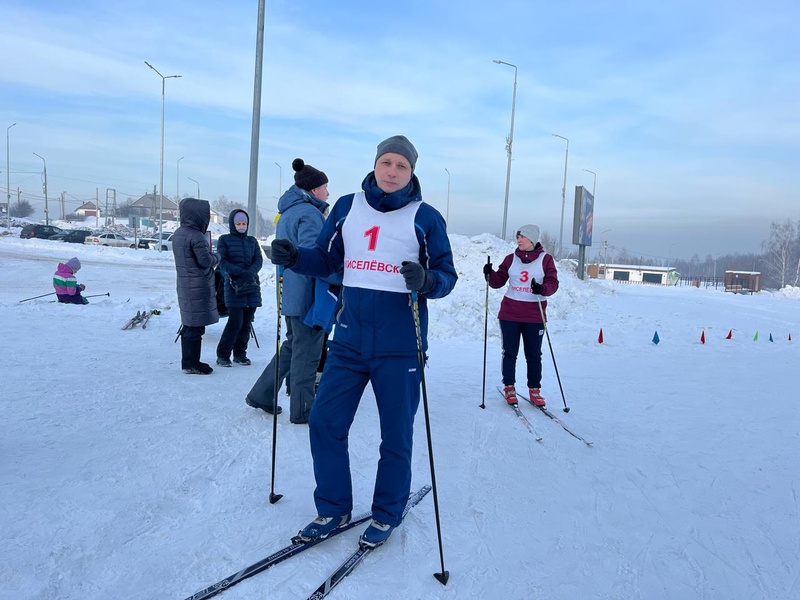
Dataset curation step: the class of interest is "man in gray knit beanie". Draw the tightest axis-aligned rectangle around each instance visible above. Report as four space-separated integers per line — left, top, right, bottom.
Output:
375 135 418 172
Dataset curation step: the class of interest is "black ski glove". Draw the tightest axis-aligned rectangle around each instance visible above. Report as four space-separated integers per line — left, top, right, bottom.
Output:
530 278 544 295
78 283 86 292
482 262 493 282
270 239 298 267
400 261 430 292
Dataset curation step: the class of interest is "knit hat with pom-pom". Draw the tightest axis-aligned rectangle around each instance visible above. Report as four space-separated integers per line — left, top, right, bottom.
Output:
292 158 328 192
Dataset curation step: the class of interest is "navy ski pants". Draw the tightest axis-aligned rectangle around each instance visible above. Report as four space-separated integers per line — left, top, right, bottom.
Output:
309 349 421 527
499 319 545 389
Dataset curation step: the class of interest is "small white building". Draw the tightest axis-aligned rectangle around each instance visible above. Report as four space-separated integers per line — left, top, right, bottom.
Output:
75 202 102 217
587 263 678 286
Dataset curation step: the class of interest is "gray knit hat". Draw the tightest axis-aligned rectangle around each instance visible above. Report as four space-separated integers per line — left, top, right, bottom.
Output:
517 224 540 245
375 135 418 171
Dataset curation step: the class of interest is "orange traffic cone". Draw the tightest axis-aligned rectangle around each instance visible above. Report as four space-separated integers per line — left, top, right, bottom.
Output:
597 328 604 344
725 329 732 339
700 330 706 344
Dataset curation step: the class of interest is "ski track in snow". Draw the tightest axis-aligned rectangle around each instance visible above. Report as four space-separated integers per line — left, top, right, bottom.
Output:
2 234 800 599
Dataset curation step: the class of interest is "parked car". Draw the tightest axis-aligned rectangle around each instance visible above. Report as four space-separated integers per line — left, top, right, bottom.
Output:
137 235 157 249
49 229 92 244
83 232 136 248
20 224 63 239
148 232 176 251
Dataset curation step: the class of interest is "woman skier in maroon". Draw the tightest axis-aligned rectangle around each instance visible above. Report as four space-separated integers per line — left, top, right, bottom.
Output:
484 224 559 407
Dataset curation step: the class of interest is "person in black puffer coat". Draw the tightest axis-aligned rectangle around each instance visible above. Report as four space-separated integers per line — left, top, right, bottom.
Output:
173 198 221 374
215 209 263 366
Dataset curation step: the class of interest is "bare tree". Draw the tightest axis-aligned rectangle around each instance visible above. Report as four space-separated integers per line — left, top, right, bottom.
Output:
9 200 33 218
762 219 798 288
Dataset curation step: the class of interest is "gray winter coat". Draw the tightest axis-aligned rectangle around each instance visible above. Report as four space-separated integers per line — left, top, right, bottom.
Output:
172 198 220 327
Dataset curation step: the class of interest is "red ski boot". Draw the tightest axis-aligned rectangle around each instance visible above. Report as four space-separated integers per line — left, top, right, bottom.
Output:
503 385 517 405
529 388 546 407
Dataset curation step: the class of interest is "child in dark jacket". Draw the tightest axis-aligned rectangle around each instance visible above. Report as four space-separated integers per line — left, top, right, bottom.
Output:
53 257 88 304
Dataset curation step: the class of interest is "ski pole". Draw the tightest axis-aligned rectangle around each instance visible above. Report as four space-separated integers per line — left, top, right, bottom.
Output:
536 296 570 413
19 291 56 303
174 324 184 344
250 323 260 349
268 265 284 505
480 256 490 409
50 292 110 303
410 291 449 585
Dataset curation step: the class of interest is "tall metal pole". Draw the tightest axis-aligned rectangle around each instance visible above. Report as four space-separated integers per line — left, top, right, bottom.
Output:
6 123 16 224
177 156 184 201
32 153 49 225
493 60 517 241
552 134 569 258
274 162 282 197
188 177 200 200
247 0 266 239
145 61 181 252
582 168 596 198
444 167 451 224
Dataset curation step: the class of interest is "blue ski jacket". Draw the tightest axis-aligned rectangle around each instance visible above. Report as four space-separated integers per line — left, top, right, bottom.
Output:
276 185 330 317
292 172 457 357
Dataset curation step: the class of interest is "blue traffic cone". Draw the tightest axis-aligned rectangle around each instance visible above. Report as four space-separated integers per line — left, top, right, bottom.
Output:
652 331 660 345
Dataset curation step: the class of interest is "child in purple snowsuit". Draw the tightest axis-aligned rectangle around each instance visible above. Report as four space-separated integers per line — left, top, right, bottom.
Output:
53 257 88 304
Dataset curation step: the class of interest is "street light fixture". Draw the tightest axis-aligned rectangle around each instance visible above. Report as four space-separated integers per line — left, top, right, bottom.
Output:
6 123 16 224
144 60 181 252
582 168 596 198
444 167 451 224
188 177 200 200
493 59 517 240
552 133 569 258
32 153 49 226
177 156 184 201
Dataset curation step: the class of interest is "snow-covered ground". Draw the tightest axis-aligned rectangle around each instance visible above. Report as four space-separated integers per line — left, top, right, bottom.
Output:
1 232 799 600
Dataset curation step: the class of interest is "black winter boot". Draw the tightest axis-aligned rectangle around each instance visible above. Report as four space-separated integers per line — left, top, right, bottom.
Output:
183 336 213 375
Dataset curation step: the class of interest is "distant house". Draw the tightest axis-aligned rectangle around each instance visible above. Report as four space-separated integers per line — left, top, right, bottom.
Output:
75 202 102 217
587 263 678 286
131 194 179 222
210 208 225 225
724 271 762 294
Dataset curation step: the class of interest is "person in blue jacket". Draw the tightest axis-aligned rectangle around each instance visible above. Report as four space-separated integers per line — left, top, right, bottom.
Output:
246 158 336 423
270 135 457 548
215 209 263 367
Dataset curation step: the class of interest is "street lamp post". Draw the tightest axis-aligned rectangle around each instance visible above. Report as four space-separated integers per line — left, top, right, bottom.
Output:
444 167 451 223
6 123 16 224
493 59 517 240
582 168 596 198
144 61 181 252
552 134 569 258
188 177 200 200
274 162 282 198
599 228 612 278
32 153 49 225
177 156 184 201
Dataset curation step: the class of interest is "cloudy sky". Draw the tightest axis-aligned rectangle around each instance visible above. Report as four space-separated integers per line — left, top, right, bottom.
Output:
2 0 797 260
